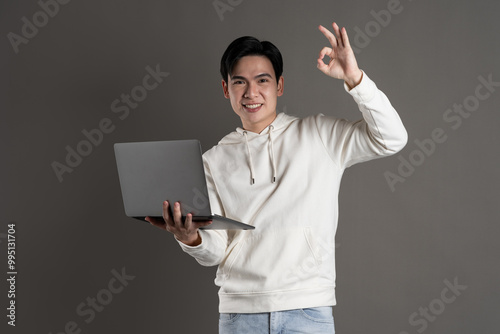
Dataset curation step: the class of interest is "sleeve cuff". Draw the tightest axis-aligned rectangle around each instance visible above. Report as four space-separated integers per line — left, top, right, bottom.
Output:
175 232 205 252
344 70 377 104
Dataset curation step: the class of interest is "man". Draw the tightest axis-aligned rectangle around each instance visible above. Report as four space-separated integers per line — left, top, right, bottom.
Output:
146 22 407 334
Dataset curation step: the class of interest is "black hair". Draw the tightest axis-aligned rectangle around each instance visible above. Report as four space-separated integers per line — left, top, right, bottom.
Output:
220 36 283 83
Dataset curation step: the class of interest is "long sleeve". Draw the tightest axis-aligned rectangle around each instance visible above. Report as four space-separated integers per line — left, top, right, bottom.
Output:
314 71 408 169
174 156 228 267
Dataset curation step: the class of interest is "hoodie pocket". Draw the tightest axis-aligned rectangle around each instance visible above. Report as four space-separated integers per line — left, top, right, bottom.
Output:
218 227 323 293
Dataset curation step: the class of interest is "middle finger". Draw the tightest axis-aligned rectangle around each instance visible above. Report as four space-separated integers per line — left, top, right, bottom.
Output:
332 22 344 47
162 201 176 228
172 201 184 226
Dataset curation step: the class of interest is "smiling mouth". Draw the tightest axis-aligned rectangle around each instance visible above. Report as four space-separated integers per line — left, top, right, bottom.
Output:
243 103 263 110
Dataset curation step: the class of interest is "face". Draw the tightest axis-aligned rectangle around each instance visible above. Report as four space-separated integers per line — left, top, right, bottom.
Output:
222 55 284 133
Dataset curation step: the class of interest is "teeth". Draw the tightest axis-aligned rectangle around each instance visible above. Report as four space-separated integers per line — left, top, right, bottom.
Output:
244 104 262 109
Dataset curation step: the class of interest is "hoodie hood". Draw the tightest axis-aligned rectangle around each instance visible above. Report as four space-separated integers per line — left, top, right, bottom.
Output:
217 113 299 185
218 113 299 144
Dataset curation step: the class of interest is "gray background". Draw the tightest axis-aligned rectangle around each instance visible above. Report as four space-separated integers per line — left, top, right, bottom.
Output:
1 0 499 333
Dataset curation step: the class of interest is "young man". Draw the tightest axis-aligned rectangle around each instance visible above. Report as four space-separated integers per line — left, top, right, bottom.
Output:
147 22 407 333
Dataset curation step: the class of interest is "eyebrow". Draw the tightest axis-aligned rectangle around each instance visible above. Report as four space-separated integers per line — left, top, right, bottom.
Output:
230 73 273 81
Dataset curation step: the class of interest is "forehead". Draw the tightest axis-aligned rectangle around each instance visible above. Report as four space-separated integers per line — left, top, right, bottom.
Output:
231 55 274 78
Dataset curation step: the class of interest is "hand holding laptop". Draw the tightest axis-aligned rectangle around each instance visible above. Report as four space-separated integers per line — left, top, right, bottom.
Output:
145 200 212 246
114 140 254 232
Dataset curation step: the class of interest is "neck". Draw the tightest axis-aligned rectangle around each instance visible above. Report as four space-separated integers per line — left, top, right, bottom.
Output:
241 113 278 133
242 114 277 134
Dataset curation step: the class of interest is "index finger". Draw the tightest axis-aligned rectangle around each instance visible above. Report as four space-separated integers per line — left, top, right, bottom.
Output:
319 24 338 48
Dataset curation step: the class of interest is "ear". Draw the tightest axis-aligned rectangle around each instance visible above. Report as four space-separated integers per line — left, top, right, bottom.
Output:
277 76 284 97
222 79 230 99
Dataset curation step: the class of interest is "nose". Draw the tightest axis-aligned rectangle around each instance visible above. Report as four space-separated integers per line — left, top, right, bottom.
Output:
243 82 258 98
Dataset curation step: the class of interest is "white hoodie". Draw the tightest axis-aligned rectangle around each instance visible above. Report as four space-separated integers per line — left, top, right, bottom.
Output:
177 72 408 313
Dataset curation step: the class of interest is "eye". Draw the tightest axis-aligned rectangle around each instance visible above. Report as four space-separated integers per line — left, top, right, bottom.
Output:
232 80 244 85
259 78 269 83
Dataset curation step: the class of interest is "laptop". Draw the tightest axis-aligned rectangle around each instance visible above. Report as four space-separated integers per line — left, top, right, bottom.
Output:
113 140 255 230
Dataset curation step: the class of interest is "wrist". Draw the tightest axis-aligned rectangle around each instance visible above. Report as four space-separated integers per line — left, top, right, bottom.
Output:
345 70 363 90
178 232 202 247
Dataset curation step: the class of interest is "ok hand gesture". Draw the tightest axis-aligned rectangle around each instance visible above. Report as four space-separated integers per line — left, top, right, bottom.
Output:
317 22 363 90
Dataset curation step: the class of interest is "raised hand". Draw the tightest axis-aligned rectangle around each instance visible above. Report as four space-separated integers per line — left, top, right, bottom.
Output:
317 22 363 89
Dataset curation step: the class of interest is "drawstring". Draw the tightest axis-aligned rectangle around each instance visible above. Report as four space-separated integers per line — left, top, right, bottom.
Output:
243 125 277 185
243 131 255 185
268 125 277 183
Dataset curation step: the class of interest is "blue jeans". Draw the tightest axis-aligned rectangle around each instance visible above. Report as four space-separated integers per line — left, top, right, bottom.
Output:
219 306 335 334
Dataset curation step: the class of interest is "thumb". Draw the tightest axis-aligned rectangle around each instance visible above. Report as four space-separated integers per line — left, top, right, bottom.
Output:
317 46 334 75
317 58 330 75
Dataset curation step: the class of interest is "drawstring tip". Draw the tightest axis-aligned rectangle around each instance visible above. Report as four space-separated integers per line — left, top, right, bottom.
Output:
272 177 276 183
251 178 255 185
